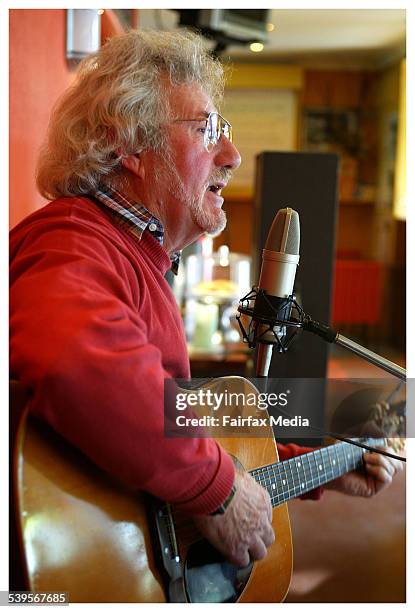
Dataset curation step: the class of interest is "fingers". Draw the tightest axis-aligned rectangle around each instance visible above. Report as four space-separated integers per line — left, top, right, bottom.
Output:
364 462 394 487
248 537 268 562
364 449 403 476
230 532 272 567
229 548 251 568
262 521 276 548
363 448 404 490
230 516 274 566
193 470 276 568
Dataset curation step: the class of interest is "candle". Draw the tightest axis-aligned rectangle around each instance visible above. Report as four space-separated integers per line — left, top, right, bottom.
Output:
192 302 219 349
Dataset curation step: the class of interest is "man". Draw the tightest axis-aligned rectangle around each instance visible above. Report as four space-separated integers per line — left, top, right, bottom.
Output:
10 29 402 571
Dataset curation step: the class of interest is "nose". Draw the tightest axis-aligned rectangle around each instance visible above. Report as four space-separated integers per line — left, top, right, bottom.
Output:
214 135 242 170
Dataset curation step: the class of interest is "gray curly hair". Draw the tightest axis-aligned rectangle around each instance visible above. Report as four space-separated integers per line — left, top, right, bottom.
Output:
36 29 225 199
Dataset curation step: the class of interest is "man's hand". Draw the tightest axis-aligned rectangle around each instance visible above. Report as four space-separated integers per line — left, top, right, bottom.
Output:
325 446 404 497
193 470 274 567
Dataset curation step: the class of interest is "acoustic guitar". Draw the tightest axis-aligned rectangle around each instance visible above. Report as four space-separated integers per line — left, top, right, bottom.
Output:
12 376 390 603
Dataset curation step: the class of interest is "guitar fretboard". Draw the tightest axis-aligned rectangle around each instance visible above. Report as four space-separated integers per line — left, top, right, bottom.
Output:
249 441 369 506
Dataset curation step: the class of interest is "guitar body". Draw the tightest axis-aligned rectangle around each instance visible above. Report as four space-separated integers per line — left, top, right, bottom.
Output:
13 378 293 603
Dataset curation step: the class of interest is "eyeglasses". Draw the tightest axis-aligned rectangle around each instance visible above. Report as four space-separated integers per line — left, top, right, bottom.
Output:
173 111 233 152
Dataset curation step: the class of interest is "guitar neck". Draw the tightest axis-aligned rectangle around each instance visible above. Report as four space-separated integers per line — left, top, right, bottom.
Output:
249 441 374 507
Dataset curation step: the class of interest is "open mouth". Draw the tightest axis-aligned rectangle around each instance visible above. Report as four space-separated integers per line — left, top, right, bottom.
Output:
207 182 226 195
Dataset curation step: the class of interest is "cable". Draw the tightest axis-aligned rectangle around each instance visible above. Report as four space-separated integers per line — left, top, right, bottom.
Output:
270 402 406 462
237 287 406 461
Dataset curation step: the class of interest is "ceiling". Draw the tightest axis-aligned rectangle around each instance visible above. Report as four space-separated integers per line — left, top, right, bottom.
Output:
138 9 406 69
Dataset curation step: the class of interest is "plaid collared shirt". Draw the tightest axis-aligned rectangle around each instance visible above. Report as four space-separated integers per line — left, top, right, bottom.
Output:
93 185 181 275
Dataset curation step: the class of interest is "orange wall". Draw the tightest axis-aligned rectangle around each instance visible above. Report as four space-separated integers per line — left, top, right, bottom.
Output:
9 9 74 228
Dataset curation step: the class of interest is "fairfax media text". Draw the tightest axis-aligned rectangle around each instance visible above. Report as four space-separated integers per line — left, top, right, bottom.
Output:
175 415 310 428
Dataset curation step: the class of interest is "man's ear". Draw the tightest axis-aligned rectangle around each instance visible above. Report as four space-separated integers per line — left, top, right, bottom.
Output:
121 153 146 180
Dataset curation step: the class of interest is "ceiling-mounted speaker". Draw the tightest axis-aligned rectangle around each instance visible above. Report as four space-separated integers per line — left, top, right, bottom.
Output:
66 9 101 62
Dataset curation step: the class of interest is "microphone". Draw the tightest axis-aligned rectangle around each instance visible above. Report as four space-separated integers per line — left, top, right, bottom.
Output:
237 207 406 382
253 207 300 376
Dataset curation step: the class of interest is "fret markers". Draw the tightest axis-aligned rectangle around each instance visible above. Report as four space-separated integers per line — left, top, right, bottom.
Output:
250 440 368 508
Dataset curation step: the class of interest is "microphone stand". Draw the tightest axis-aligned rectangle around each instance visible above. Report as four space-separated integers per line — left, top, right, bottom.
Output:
256 344 273 378
237 289 406 381
303 317 406 381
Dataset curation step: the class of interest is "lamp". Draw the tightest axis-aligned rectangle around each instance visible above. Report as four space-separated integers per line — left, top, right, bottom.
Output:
394 59 406 220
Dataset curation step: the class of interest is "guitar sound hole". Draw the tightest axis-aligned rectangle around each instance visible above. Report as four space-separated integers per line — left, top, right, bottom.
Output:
184 539 253 603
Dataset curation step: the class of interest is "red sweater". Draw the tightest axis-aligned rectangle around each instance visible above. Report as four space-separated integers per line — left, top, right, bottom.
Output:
10 196 321 512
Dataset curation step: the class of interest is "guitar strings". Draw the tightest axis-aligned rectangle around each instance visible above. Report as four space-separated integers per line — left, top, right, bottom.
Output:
168 440 369 539
251 441 367 507
268 402 406 463
165 395 405 544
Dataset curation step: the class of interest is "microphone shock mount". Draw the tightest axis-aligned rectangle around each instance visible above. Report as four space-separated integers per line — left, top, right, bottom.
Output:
237 286 406 381
236 287 304 353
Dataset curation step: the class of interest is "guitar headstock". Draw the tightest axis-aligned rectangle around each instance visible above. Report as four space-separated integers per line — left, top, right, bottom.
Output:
385 437 406 454
356 436 406 456
329 381 406 455
371 399 406 453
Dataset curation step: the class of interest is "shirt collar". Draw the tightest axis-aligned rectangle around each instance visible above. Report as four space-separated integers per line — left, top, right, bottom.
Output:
93 185 181 275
